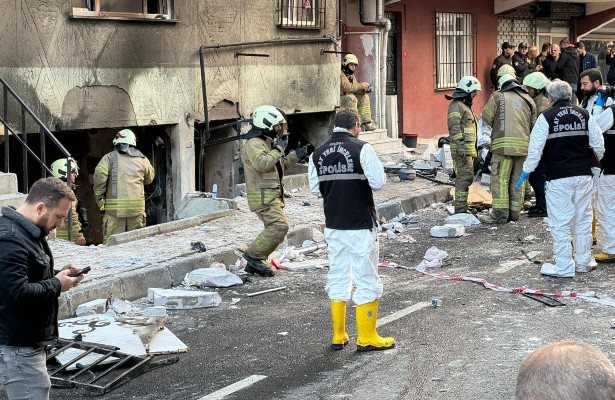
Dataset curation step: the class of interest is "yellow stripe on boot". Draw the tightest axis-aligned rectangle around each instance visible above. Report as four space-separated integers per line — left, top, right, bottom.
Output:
330 300 349 350
355 299 395 352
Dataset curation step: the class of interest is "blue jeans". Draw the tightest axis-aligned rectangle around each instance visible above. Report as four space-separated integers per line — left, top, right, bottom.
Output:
0 346 50 400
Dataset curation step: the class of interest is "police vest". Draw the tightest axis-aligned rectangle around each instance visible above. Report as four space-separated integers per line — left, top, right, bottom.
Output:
541 100 593 181
602 106 615 175
312 132 376 229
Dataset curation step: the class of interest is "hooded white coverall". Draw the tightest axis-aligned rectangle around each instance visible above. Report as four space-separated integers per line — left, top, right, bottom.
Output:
593 109 615 255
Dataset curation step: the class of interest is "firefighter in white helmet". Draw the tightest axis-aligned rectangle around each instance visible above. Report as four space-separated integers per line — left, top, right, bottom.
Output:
93 129 155 244
240 105 310 277
445 76 482 214
50 158 86 245
340 53 378 131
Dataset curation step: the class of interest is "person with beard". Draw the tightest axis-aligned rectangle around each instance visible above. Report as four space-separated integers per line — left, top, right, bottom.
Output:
93 129 155 244
240 105 308 277
579 68 614 115
480 74 537 224
0 177 85 400
575 42 597 101
446 76 482 214
512 42 531 80
490 42 515 88
535 43 551 72
340 53 377 131
523 72 552 218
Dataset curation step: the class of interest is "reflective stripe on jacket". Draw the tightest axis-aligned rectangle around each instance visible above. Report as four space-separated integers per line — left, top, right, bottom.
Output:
93 150 155 218
482 89 537 156
241 135 298 211
447 99 478 156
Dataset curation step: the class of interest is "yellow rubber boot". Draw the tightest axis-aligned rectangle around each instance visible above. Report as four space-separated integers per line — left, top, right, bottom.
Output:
355 299 395 352
594 252 615 263
330 300 349 350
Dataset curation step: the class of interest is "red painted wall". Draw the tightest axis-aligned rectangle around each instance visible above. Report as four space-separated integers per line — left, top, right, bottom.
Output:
386 0 498 138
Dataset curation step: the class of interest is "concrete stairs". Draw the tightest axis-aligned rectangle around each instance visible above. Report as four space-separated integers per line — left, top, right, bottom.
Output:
359 128 405 155
0 173 27 211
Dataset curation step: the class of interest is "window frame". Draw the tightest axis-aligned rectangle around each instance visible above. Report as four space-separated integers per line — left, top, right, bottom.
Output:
434 12 476 90
70 0 178 23
276 0 326 29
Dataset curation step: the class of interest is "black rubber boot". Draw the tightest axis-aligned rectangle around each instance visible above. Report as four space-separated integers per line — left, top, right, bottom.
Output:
243 254 275 277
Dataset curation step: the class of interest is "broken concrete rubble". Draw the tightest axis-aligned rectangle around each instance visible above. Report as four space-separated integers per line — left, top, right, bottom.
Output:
430 224 465 238
445 213 480 227
182 267 243 288
75 298 107 316
147 288 222 309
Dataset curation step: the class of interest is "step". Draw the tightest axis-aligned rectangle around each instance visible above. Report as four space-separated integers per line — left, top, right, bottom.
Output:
0 193 27 211
370 138 405 155
0 173 18 196
359 128 388 143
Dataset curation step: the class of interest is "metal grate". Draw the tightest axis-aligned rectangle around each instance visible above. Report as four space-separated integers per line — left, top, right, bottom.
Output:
435 12 476 90
277 0 326 29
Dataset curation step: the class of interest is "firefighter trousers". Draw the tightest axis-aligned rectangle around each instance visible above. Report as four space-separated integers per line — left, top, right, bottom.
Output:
489 153 525 222
245 204 290 260
452 154 474 213
340 93 373 123
103 213 145 244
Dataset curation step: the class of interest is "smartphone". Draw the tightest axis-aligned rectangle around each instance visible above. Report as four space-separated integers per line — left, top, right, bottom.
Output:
69 266 91 278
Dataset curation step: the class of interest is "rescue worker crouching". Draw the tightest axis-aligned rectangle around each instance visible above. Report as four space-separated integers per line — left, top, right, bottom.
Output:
446 76 481 214
93 129 155 245
50 158 86 245
240 105 310 277
340 53 378 131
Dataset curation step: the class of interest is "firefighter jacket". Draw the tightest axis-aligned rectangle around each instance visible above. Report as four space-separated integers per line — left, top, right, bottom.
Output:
482 83 537 156
56 197 82 241
340 72 367 96
241 133 299 211
533 91 551 115
447 99 478 157
93 149 155 218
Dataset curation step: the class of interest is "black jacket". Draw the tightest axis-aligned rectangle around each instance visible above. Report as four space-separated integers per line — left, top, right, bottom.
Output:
606 54 615 86
541 55 558 80
556 47 580 85
0 207 61 347
490 53 513 88
512 52 531 79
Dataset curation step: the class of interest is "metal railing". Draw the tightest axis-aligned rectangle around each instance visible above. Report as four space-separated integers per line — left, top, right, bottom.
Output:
0 76 74 238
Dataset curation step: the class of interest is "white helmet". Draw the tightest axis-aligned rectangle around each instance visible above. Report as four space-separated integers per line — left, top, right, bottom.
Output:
523 72 550 90
498 74 516 90
342 53 359 66
50 158 78 181
113 129 137 146
252 105 286 131
457 76 482 93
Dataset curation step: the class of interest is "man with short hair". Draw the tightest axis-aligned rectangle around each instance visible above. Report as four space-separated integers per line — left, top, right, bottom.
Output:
535 42 551 72
576 42 598 101
516 341 615 400
308 109 394 352
490 42 515 88
541 44 559 79
580 68 614 115
0 177 85 400
512 42 531 80
557 39 581 94
519 80 604 278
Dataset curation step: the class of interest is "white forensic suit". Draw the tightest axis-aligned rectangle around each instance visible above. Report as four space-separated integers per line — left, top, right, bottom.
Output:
593 107 615 256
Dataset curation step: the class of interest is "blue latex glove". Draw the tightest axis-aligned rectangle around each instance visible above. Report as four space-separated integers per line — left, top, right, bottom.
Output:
517 171 529 188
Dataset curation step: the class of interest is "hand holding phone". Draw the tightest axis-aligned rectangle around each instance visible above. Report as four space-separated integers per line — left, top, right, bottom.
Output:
69 266 91 278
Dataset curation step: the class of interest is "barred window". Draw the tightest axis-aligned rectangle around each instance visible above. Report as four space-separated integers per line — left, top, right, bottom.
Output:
435 12 475 90
277 0 326 29
71 0 176 22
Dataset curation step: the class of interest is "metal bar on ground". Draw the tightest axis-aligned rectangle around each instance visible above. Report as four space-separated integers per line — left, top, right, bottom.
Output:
246 286 287 297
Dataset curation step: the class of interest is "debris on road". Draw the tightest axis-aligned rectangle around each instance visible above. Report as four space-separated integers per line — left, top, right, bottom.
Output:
279 259 328 271
431 299 443 308
246 286 287 297
430 224 465 238
445 213 480 227
182 267 243 288
190 241 207 252
75 298 107 316
147 288 222 309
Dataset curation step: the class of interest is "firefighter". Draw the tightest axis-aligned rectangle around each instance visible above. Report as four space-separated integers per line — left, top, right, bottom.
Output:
446 76 482 214
241 105 309 277
93 129 155 244
480 74 537 224
340 53 378 131
50 158 86 245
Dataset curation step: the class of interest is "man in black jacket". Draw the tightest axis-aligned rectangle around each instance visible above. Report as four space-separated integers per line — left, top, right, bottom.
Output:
512 42 531 80
0 177 85 400
557 39 580 95
490 42 515 88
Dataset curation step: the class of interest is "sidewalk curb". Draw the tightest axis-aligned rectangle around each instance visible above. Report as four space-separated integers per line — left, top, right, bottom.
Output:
59 182 451 318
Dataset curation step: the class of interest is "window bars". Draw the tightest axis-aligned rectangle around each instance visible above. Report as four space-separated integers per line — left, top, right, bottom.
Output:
277 0 326 29
435 12 476 90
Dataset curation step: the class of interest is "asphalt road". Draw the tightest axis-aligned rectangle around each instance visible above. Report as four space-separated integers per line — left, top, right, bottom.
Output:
5 205 615 400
